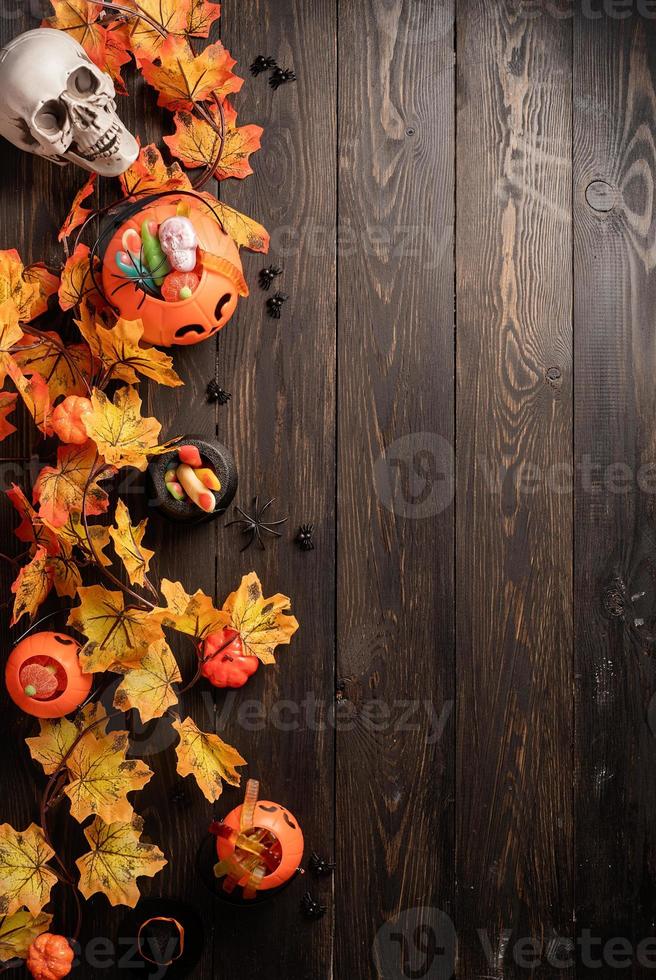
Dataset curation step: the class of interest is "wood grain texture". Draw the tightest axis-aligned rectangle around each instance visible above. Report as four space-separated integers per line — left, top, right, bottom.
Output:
212 0 336 976
336 2 455 978
455 3 573 976
573 13 656 974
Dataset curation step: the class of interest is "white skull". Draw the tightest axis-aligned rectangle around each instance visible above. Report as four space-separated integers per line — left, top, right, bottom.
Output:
0 29 138 177
158 216 199 272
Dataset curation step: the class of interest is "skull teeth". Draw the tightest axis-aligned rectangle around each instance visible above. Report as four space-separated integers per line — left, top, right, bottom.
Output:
76 122 121 161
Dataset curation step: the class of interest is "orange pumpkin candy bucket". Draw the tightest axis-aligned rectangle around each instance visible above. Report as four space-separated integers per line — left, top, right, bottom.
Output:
100 194 249 347
5 632 91 718
213 780 304 898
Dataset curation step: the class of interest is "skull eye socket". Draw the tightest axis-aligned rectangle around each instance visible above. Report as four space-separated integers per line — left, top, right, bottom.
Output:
67 66 99 97
34 100 67 135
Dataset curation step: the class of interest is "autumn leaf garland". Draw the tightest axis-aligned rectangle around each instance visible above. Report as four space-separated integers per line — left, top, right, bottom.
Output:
0 0 302 959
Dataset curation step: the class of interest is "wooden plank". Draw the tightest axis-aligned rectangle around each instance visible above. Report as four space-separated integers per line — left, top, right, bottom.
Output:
573 13 656 975
215 0 336 976
336 2 455 978
455 3 573 975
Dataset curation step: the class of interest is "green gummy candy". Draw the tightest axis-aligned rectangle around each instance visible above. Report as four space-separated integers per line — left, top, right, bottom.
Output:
141 221 170 286
24 685 37 697
179 286 193 300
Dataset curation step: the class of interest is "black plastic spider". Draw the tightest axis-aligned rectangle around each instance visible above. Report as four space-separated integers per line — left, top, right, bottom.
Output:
270 67 297 90
309 852 335 877
300 891 327 920
206 380 231 405
296 523 315 552
226 497 288 551
259 265 283 291
250 55 277 76
267 292 288 319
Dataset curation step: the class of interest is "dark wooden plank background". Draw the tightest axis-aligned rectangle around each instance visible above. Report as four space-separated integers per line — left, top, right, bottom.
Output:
3 1 656 978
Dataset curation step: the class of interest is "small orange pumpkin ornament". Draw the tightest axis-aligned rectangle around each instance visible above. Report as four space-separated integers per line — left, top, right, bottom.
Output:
26 933 74 980
5 632 91 719
101 199 249 347
214 780 304 896
51 396 92 445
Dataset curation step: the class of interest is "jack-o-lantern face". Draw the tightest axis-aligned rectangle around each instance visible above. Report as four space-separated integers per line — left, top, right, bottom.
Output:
216 799 304 892
5 632 91 719
101 200 248 347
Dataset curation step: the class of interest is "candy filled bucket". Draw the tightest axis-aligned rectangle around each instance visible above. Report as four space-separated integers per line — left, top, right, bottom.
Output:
100 196 249 347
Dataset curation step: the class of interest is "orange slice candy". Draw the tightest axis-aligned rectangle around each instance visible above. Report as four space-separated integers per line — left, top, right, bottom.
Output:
161 271 200 303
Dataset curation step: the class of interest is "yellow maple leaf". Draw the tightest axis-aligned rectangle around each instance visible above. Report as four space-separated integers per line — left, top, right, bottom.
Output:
113 639 181 723
109 499 155 587
199 194 269 252
164 102 262 180
68 585 163 673
76 815 167 908
33 441 112 529
172 716 245 803
84 386 174 471
10 546 53 626
27 717 78 777
5 360 51 436
221 571 299 665
0 300 23 353
141 35 242 111
65 726 154 824
53 514 112 568
94 318 183 387
58 244 103 312
153 578 228 639
47 545 83 599
0 910 53 963
119 143 192 198
0 824 57 917
27 703 110 777
0 251 39 323
13 331 93 402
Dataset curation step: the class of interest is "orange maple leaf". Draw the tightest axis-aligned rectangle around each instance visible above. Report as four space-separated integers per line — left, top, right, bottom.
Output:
125 0 192 63
0 391 17 442
187 0 221 37
43 0 106 64
6 484 60 556
118 143 193 198
104 20 133 94
141 35 242 111
164 101 262 180
23 264 60 320
33 441 113 528
59 174 97 243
